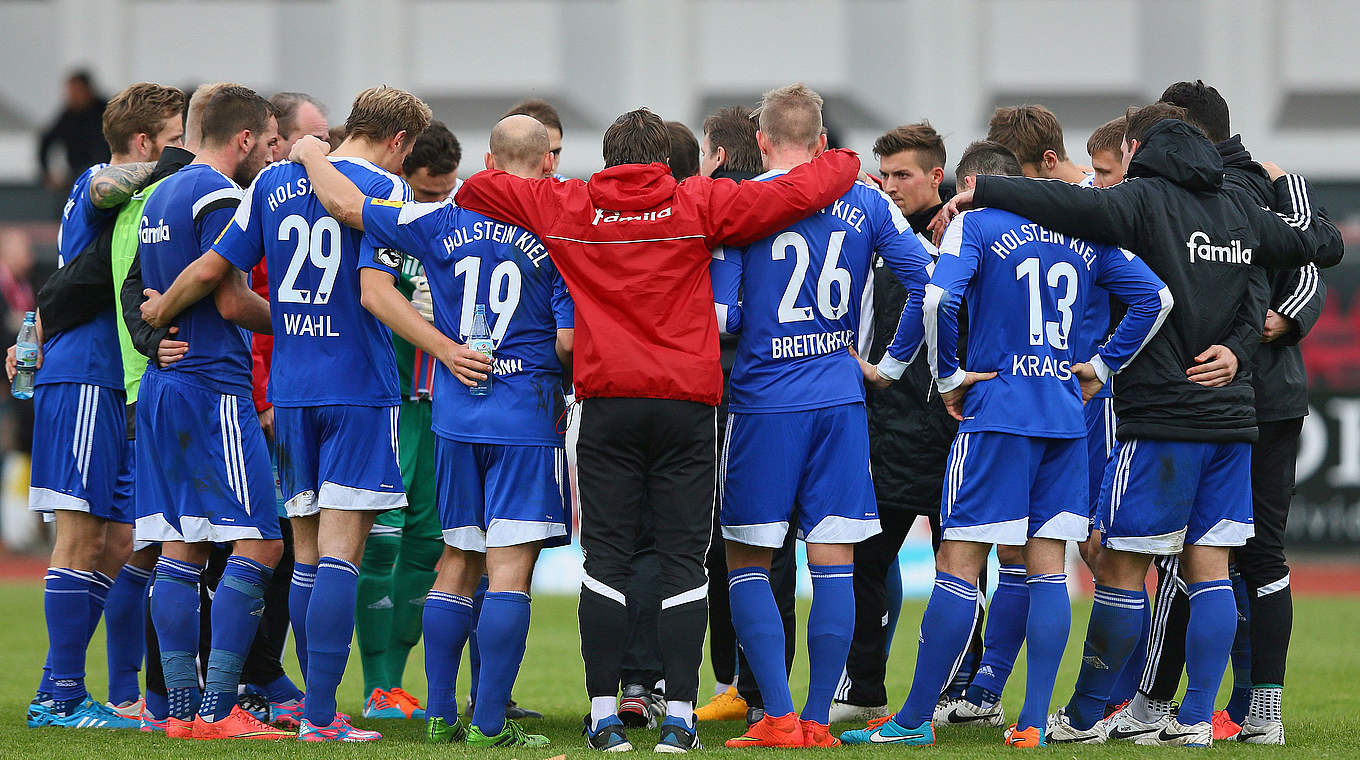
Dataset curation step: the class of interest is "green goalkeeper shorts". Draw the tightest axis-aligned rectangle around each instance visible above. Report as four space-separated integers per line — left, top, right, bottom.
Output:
372 398 440 540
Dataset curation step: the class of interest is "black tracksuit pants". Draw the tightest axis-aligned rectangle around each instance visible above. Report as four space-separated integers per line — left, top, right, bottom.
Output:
577 398 715 704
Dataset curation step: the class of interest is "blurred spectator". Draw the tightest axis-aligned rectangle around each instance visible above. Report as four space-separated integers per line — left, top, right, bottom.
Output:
38 70 110 190
327 124 347 151
0 228 35 335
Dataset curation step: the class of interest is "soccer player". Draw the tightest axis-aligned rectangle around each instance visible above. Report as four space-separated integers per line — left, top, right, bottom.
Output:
503 99 564 177
355 120 460 720
1087 117 1126 189
842 140 1171 748
292 113 571 748
130 84 289 741
141 86 433 742
26 81 184 730
454 102 861 754
712 84 933 750
937 103 1341 746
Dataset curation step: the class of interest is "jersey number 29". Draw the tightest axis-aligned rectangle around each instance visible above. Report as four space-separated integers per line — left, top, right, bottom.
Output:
276 214 342 305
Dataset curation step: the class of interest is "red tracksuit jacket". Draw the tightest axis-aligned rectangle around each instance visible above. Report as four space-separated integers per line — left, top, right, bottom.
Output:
454 149 861 406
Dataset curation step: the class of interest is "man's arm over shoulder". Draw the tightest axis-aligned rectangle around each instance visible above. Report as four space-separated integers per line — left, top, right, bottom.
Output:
1248 173 1345 269
453 171 566 240
702 149 861 247
973 174 1144 251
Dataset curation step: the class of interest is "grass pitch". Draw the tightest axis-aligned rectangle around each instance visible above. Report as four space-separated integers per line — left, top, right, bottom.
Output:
1 582 1356 758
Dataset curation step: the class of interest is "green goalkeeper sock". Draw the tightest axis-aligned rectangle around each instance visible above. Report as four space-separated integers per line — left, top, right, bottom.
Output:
384 536 443 687
355 532 400 696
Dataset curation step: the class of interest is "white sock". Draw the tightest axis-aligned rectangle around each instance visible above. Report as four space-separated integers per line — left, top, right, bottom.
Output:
714 682 731 696
666 700 694 727
590 697 618 731
1130 692 1173 723
1248 687 1282 724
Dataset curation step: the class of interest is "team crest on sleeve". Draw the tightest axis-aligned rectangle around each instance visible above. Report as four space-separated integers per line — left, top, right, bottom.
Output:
374 247 403 269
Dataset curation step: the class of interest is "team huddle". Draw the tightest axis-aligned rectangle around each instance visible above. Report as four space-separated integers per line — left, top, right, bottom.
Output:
16 75 1341 752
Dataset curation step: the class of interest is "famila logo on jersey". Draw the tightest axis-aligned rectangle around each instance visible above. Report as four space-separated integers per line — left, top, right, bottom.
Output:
139 216 171 244
591 207 673 225
1186 230 1252 264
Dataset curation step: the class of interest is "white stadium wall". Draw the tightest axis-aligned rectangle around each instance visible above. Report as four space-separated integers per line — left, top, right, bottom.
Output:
5 0 1360 181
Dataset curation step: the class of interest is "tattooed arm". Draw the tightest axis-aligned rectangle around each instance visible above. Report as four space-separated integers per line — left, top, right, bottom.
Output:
89 161 156 209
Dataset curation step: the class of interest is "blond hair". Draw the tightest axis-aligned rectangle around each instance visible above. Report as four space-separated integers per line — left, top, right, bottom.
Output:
758 83 824 149
343 86 432 145
185 82 239 152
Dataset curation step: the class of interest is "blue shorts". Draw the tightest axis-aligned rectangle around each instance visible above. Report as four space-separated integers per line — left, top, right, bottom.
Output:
1084 397 1116 521
435 436 569 551
1099 438 1253 554
274 405 406 517
941 431 1089 545
29 382 131 522
721 403 879 548
134 372 281 543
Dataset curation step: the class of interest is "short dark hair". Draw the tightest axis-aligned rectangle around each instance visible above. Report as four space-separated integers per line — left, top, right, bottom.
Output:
1087 116 1126 157
987 105 1067 165
872 122 946 170
269 92 327 138
1124 102 1188 145
504 98 563 135
665 121 699 180
102 82 185 154
403 120 461 177
954 140 1022 187
602 108 670 168
199 85 273 148
702 105 761 175
1158 80 1231 144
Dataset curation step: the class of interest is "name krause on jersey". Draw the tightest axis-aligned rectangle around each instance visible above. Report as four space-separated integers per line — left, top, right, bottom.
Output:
359 198 572 448
214 158 407 407
711 173 932 413
918 208 1170 438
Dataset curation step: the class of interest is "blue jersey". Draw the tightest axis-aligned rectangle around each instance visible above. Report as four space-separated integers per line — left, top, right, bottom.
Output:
896 207 1170 438
137 163 252 397
215 158 407 407
1073 173 1114 401
359 197 572 447
711 173 932 413
39 164 122 389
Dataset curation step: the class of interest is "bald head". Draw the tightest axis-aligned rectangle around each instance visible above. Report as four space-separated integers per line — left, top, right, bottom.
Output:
487 115 552 178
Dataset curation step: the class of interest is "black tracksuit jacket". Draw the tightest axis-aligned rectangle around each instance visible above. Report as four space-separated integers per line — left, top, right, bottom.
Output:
974 119 1343 443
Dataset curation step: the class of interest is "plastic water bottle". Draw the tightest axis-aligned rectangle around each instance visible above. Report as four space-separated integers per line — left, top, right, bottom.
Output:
12 311 38 400
468 304 493 397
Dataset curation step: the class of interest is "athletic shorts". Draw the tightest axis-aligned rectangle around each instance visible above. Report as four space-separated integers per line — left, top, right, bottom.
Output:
274 404 406 518
435 435 569 552
29 382 130 522
134 371 281 543
1099 438 1253 554
940 431 1089 545
372 399 440 540
1084 397 1117 522
720 403 879 548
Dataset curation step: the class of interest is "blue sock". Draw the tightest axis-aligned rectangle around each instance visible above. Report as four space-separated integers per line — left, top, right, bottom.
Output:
468 575 488 704
472 591 531 736
44 568 93 711
884 557 903 657
966 564 1028 706
1108 586 1151 707
289 562 316 682
803 564 855 724
896 571 977 728
1181 579 1236 725
258 674 304 705
727 567 795 718
1225 570 1252 723
304 556 360 727
424 591 474 722
105 563 152 705
150 557 204 719
1017 574 1070 731
1065 584 1145 730
201 556 272 721
86 571 113 643
145 690 168 721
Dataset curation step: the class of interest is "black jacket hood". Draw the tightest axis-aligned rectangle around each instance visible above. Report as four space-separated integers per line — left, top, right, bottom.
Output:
1215 134 1269 178
1126 119 1224 192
